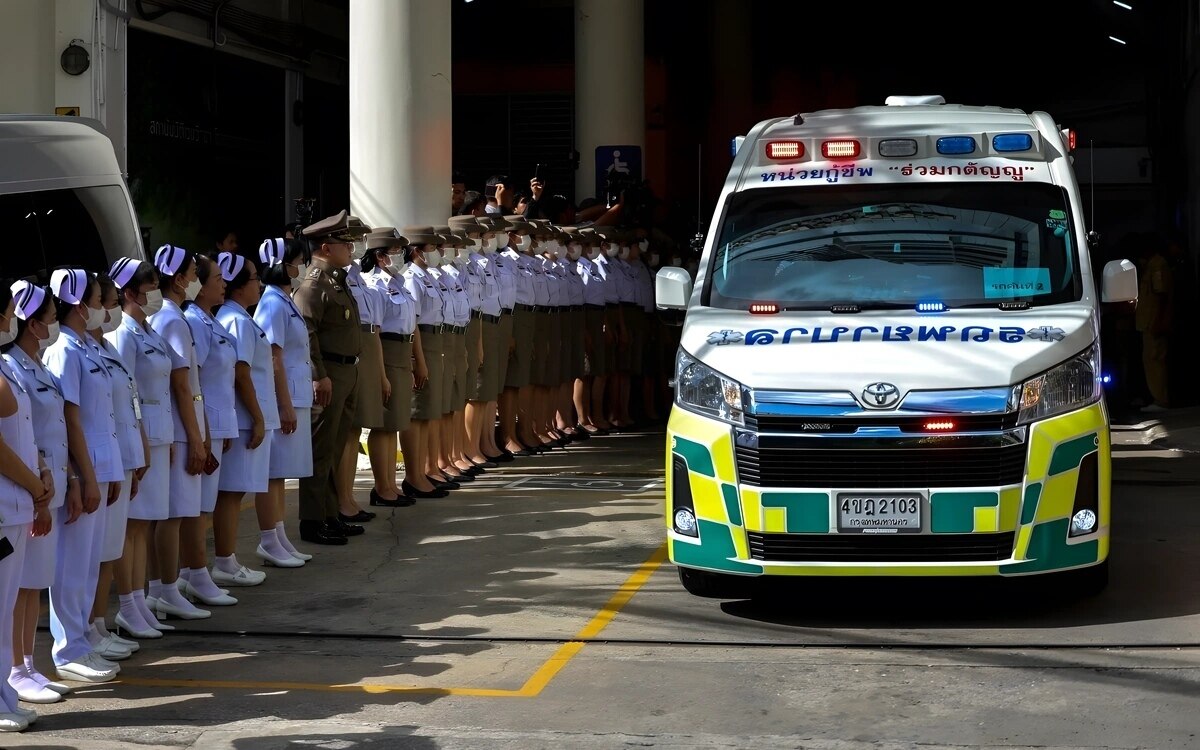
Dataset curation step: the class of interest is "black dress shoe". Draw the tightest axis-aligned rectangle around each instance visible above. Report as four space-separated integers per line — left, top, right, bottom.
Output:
486 452 514 463
428 475 461 490
446 471 474 482
477 460 499 469
299 520 347 545
331 517 365 536
402 480 448 499
572 426 591 441
339 510 375 523
370 490 415 507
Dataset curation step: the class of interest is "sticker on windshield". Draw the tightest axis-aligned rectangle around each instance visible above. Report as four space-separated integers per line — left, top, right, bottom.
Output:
983 267 1051 298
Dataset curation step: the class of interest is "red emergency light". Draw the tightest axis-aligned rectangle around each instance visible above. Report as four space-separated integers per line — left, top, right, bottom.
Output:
821 139 861 159
924 420 956 431
765 141 804 160
749 302 780 315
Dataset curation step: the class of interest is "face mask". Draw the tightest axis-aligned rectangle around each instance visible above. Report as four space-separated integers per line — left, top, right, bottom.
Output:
38 321 60 351
639 240 649 252
393 261 410 276
587 247 601 260
0 315 16 346
85 305 107 331
293 263 308 281
516 235 532 252
142 289 164 315
669 257 682 267
606 243 620 258
424 249 442 267
477 237 491 253
186 279 202 301
101 308 123 333
568 244 582 261
439 250 453 266
619 246 631 260
649 252 660 266
457 248 472 262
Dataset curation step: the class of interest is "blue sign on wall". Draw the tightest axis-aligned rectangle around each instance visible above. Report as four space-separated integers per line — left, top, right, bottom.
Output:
595 145 642 201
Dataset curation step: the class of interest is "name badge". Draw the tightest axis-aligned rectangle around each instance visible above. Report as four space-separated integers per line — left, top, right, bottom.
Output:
133 396 142 420
344 309 350 320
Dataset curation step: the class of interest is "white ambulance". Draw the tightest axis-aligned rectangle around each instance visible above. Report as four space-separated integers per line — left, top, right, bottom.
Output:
656 95 1137 598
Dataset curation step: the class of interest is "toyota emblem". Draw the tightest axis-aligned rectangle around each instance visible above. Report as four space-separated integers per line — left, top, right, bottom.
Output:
862 382 901 409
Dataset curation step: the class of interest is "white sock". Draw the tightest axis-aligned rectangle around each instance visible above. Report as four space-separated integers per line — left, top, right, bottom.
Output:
178 567 192 584
187 567 224 598
93 618 112 639
159 580 194 609
259 529 291 559
22 657 48 688
8 665 43 695
86 622 103 647
148 578 163 600
132 588 157 624
275 522 302 555
215 554 241 575
119 593 153 632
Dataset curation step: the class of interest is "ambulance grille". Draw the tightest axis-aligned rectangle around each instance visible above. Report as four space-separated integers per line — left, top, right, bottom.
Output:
734 442 1026 488
746 531 1016 562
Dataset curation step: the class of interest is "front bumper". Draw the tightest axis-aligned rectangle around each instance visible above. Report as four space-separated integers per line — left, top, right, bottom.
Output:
665 403 1110 577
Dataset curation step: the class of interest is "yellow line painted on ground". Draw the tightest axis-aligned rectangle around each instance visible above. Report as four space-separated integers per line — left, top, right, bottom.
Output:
114 541 669 699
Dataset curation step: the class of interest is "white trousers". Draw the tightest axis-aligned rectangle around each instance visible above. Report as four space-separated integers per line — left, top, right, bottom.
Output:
49 483 108 666
0 523 30 712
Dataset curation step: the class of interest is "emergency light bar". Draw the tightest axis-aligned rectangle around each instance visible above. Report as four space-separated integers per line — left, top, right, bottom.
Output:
821 140 860 158
749 302 780 314
765 141 804 159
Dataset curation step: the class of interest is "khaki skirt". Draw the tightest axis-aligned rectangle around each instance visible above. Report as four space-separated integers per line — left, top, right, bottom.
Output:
569 309 586 380
444 328 467 414
585 307 608 377
380 336 413 432
465 316 484 402
506 306 534 389
536 311 561 386
480 317 504 402
412 329 444 421
354 328 386 429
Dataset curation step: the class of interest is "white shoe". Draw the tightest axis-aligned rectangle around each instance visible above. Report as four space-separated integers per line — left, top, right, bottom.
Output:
211 564 267 587
40 679 72 696
12 706 36 725
56 653 117 683
115 611 163 639
0 712 28 732
183 580 239 606
108 633 140 651
90 652 121 673
257 544 305 568
12 681 61 704
154 596 211 620
283 546 313 562
143 599 177 630
93 635 132 661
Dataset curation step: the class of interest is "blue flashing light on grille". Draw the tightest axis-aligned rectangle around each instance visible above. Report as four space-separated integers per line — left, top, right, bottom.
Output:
916 301 947 313
993 133 1034 152
936 136 976 155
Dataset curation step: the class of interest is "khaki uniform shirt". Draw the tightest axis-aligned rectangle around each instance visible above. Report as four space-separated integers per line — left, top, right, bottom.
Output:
293 257 362 379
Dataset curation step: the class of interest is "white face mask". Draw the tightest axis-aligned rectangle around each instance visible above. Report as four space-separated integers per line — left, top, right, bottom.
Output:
515 235 532 252
38 321 60 351
424 249 442 267
184 279 202 301
85 305 107 331
639 240 650 252
606 243 620 258
649 252 660 266
568 244 582 261
669 257 682 267
477 237 491 253
393 261 410 276
439 250 453 266
101 307 122 334
384 253 404 276
293 263 308 281
587 247 601 261
0 315 16 346
141 289 164 315
618 246 631 260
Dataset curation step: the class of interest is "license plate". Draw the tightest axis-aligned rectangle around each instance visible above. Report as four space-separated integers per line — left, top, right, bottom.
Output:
836 493 923 533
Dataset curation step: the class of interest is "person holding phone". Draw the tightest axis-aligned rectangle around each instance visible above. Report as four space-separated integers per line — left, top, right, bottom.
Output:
181 254 242 602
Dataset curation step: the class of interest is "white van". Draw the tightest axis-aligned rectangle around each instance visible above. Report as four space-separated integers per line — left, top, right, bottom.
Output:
0 115 144 280
656 96 1138 598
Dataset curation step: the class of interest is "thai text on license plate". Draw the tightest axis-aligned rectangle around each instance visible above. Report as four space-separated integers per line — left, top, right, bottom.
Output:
837 493 923 533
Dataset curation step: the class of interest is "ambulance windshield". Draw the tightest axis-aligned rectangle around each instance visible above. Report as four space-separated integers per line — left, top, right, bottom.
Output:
707 183 1081 311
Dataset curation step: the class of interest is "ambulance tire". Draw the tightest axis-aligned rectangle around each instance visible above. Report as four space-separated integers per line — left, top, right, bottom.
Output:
677 567 756 599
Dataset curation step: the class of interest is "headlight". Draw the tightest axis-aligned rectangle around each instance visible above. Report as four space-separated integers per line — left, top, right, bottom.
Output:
1016 346 1102 425
675 349 745 425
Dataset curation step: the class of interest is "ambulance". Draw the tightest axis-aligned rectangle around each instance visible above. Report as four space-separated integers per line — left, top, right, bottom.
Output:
656 95 1138 598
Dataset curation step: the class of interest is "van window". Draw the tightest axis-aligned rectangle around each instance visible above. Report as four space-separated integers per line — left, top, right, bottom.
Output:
0 186 137 283
707 183 1081 311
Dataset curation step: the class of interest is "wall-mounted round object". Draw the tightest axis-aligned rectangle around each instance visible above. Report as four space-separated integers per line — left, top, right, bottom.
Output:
60 40 90 76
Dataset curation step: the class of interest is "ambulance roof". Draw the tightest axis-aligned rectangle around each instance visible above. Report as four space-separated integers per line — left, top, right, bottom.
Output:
760 101 1042 141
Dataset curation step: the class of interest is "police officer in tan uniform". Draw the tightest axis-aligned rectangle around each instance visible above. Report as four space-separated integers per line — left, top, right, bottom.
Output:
292 210 369 545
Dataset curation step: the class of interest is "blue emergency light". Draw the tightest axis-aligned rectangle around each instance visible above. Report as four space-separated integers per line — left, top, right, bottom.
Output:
993 133 1034 152
916 301 947 313
936 136 976 155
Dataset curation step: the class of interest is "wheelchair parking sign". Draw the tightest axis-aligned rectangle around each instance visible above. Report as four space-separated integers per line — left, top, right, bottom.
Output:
595 145 642 198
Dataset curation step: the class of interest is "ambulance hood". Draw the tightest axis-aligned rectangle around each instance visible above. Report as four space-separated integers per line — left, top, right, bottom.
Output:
679 304 1095 395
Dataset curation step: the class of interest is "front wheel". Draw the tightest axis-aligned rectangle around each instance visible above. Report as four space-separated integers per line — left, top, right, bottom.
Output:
677 567 756 599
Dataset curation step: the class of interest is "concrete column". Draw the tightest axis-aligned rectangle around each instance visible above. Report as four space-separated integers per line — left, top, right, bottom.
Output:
284 69 305 226
349 0 452 228
575 0 645 203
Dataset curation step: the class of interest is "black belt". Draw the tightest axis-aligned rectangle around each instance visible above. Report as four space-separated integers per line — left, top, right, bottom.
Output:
474 311 501 324
360 323 378 333
621 302 640 309
584 303 606 310
570 305 584 311
418 323 445 334
380 332 414 343
324 353 359 366
501 307 514 315
449 325 467 334
517 303 538 313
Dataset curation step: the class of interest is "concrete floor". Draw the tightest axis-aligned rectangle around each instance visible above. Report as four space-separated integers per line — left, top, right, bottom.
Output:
6 417 1200 750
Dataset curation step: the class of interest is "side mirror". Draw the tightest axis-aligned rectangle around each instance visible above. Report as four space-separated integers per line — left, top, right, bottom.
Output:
656 266 692 326
1087 230 1102 250
1101 259 1138 303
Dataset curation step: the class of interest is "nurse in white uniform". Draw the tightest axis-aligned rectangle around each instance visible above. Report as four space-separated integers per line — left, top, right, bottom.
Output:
89 274 146 659
0 281 49 730
107 258 178 636
43 269 123 683
253 238 313 565
213 252 278 584
2 282 67 710
181 255 241 604
147 246 211 621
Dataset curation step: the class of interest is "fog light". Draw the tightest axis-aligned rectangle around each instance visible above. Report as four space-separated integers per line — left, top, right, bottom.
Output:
1071 509 1097 535
674 509 698 537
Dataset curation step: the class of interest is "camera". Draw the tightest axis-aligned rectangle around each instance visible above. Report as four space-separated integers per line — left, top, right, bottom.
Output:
292 197 316 228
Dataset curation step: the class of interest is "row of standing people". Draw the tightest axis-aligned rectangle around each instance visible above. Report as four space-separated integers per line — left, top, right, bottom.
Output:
0 238 317 731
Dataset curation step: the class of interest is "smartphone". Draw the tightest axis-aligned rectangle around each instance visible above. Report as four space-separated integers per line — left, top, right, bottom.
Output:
533 163 542 183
